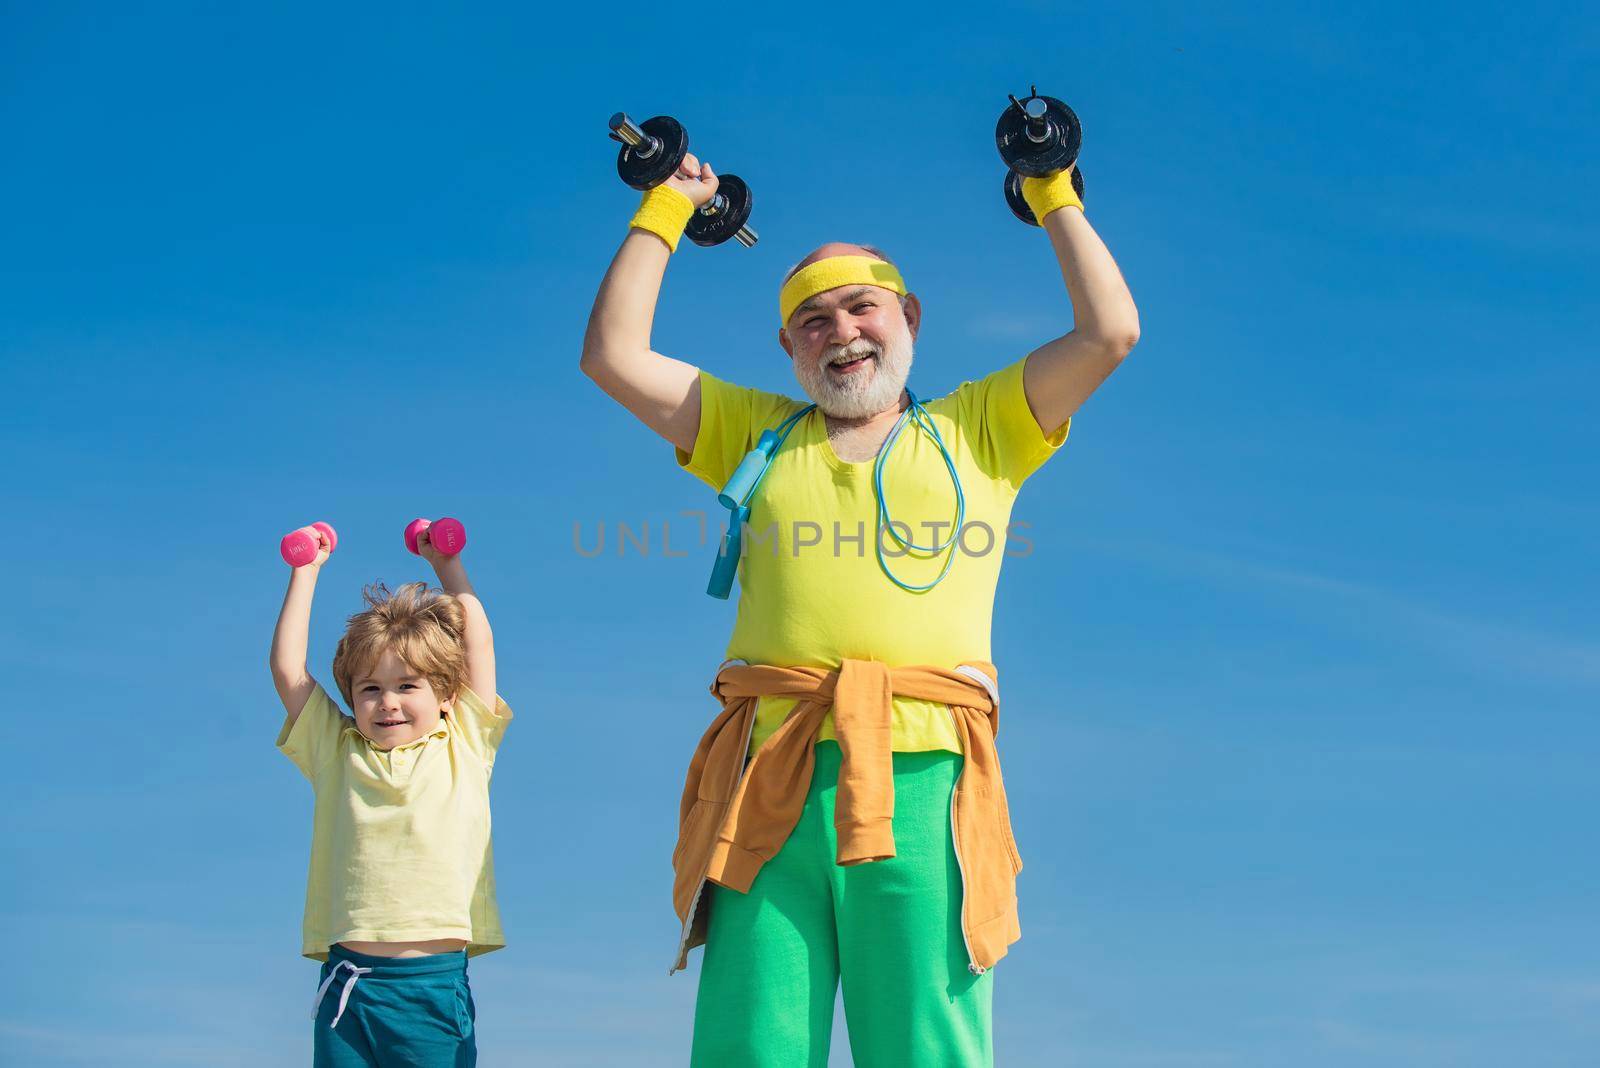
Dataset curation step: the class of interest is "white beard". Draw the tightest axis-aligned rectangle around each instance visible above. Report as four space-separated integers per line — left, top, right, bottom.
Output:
793 320 915 419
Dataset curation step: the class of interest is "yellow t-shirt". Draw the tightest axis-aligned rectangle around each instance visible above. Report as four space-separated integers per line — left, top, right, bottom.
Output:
276 683 513 960
677 353 1068 754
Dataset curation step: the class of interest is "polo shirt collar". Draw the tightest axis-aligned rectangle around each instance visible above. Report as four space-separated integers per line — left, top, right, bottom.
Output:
344 718 451 752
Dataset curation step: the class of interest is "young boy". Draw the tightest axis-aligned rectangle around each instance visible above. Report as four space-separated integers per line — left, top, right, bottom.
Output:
269 524 511 1066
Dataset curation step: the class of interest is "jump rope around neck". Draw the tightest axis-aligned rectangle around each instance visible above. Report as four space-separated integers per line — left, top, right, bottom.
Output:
707 392 966 598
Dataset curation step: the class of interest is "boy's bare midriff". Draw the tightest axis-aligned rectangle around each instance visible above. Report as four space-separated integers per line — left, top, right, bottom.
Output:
338 938 471 958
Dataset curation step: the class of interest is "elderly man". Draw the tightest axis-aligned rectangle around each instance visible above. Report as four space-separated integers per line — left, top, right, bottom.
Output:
582 149 1137 1067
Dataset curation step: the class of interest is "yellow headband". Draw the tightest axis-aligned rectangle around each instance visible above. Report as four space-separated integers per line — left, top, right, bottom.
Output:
779 255 908 326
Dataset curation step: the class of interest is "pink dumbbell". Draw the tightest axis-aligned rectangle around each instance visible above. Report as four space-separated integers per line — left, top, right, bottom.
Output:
280 521 338 567
404 517 467 557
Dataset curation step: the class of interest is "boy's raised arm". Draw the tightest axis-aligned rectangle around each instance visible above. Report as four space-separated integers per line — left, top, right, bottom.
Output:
418 534 495 705
269 533 332 720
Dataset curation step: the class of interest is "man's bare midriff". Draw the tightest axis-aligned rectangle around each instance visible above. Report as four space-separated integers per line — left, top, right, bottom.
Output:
338 938 470 958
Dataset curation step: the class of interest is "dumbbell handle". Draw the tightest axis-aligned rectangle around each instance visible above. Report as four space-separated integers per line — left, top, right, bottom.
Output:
1023 98 1051 140
701 195 759 248
1010 95 1054 144
609 112 661 157
609 112 758 248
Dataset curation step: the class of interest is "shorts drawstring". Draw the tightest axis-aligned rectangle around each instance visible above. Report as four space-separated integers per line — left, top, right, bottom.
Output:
313 959 373 1028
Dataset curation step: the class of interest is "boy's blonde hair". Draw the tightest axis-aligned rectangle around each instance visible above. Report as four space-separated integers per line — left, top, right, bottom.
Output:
332 582 468 710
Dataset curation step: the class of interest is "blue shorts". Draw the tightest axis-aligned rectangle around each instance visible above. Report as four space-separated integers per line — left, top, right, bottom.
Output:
313 945 477 1067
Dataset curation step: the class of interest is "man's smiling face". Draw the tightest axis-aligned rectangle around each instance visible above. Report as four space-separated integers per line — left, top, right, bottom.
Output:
779 244 921 419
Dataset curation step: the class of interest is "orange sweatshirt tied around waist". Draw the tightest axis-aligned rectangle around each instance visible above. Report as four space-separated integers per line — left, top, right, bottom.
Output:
671 658 1024 975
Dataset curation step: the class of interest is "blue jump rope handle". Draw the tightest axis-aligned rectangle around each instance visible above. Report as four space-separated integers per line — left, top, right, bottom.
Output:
717 431 778 510
706 408 812 599
706 505 750 600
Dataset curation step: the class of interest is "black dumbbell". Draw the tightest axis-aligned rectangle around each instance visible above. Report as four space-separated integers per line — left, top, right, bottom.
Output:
995 88 1086 226
608 112 758 248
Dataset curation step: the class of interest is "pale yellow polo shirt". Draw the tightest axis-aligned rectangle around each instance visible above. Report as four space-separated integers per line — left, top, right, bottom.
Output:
676 353 1068 755
277 682 512 960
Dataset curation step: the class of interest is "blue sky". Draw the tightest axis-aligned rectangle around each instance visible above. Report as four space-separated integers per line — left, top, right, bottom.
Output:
3 3 1597 1065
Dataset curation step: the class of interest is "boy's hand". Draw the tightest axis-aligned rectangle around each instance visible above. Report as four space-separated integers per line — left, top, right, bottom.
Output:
300 528 334 570
415 529 455 571
664 152 718 209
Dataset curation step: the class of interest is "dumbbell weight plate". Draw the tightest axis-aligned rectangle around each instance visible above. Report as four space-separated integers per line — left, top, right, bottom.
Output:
686 173 753 247
616 115 690 191
430 517 467 556
1004 167 1085 226
995 94 1082 179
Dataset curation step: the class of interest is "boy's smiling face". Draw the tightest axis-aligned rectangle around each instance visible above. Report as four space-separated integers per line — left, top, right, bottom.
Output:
352 647 451 749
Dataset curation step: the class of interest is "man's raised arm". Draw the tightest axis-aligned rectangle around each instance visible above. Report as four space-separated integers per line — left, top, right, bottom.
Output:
580 154 721 455
1019 170 1141 437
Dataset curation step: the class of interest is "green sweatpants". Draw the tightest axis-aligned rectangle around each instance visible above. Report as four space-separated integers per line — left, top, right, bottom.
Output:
692 740 992 1067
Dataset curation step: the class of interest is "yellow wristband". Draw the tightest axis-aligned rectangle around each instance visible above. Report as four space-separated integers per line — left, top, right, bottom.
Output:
1021 169 1084 223
629 185 697 252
